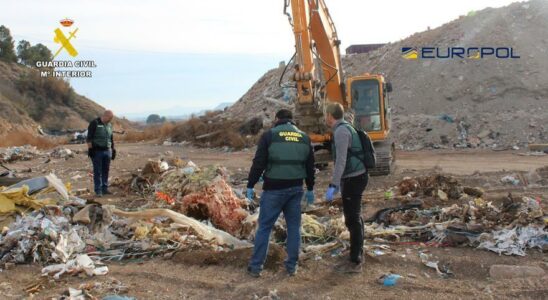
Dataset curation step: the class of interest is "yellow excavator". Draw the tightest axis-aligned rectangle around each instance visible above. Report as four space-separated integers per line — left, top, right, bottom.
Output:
283 0 395 175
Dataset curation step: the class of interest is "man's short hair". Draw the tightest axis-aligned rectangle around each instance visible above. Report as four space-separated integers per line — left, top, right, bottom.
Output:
275 109 293 120
326 102 344 120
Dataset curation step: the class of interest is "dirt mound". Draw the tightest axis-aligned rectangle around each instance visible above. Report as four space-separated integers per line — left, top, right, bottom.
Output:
222 67 293 127
225 0 548 150
0 61 133 138
169 112 259 150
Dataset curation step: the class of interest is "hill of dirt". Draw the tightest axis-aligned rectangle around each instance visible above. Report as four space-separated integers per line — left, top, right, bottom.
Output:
0 61 133 136
223 0 548 150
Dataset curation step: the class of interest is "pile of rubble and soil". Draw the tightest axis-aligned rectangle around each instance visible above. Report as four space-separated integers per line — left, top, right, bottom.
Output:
221 0 548 151
166 111 263 151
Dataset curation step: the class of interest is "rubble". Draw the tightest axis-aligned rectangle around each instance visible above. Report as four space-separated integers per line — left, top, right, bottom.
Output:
397 175 464 200
0 145 41 163
41 254 109 279
476 225 547 256
365 175 548 256
49 148 75 159
0 166 252 280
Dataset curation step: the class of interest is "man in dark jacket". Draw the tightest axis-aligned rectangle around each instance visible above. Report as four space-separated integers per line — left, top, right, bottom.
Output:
86 110 116 197
324 102 368 273
247 109 315 277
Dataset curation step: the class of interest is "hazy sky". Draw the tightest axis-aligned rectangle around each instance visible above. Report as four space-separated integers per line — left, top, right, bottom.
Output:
1 0 518 117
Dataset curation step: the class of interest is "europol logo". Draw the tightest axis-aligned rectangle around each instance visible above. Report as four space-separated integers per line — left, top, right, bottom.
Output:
401 47 418 60
401 46 519 60
53 18 78 58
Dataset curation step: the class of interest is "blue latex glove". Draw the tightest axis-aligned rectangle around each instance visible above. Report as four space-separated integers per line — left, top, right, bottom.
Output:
246 188 254 201
325 185 338 202
305 190 315 205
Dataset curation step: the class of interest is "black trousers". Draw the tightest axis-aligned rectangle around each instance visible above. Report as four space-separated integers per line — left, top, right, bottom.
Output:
340 172 368 264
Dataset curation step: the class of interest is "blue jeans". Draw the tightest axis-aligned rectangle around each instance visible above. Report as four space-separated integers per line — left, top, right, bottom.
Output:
91 150 111 194
248 186 303 273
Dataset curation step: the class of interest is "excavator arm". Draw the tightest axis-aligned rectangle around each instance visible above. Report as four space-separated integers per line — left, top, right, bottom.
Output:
285 0 345 107
284 0 396 175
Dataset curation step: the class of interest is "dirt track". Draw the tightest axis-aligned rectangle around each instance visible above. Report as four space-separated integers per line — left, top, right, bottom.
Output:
1 143 547 299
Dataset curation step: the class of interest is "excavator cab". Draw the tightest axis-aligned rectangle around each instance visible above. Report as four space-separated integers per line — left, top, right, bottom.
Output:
347 74 395 175
347 74 391 140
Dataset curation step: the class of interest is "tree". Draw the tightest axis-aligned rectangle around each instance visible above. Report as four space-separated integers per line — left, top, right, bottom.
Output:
17 41 52 67
0 25 17 62
146 114 167 124
26 43 53 67
16 40 31 64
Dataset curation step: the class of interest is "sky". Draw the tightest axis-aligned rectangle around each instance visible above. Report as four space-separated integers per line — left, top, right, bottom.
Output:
1 0 518 118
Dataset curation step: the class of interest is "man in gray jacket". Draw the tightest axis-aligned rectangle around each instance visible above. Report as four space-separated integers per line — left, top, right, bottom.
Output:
324 103 368 273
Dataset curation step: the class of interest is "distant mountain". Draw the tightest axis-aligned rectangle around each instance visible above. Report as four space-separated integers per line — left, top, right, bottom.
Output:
121 102 234 121
214 102 233 111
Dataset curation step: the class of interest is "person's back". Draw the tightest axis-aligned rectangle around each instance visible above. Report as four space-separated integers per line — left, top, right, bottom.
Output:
246 109 315 278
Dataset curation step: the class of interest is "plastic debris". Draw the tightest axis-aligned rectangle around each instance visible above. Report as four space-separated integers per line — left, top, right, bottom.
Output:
476 225 547 256
41 254 109 280
107 206 252 249
377 273 402 286
501 175 520 186
49 148 74 159
0 145 41 163
419 252 453 278
179 175 249 237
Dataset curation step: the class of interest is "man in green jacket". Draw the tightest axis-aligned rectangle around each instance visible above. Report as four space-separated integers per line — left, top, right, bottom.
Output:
86 110 116 197
246 109 315 277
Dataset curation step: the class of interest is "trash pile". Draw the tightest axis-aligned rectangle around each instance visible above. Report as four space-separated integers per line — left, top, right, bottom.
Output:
115 160 252 238
0 145 42 163
0 167 252 280
364 175 547 256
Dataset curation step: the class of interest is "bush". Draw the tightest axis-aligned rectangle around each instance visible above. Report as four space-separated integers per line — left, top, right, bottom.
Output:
0 131 64 149
15 71 76 120
171 115 258 150
120 122 176 142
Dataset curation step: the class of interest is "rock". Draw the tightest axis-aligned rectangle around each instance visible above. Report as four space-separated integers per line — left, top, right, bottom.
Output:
440 135 449 144
463 186 484 197
489 265 545 280
478 129 492 139
437 189 448 201
469 137 481 148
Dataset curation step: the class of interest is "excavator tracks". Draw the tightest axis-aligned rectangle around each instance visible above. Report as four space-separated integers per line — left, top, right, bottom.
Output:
369 140 395 176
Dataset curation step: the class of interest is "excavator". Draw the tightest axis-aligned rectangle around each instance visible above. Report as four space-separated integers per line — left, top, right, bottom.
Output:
283 0 395 175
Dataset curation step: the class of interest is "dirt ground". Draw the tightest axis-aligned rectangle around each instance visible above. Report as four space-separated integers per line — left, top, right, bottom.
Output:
1 142 547 299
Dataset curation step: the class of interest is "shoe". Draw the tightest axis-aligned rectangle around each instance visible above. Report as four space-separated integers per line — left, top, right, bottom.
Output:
335 261 362 274
287 268 297 277
95 192 103 198
102 190 112 195
247 266 261 278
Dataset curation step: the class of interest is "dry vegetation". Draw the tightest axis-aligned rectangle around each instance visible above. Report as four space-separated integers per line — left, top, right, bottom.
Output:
119 111 259 150
120 122 177 143
170 111 258 150
0 131 64 149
